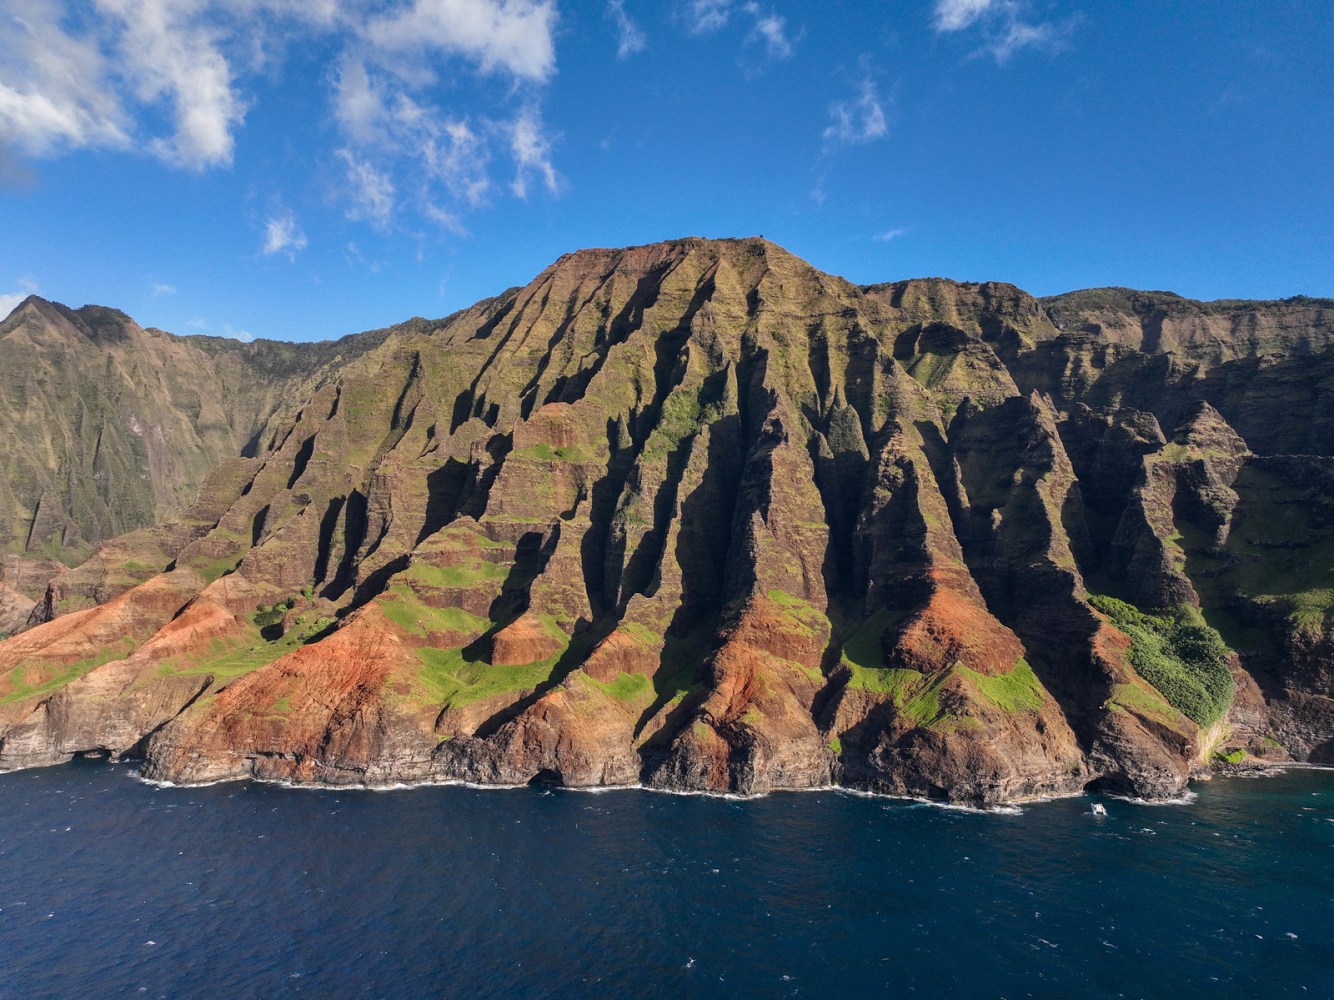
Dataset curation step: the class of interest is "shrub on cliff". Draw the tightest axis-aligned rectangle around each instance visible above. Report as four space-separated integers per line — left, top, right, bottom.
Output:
1090 595 1234 727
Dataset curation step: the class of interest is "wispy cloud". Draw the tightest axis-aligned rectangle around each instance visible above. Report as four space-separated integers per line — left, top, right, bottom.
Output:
682 1 796 68
150 282 177 297
823 58 887 151
332 2 561 228
682 0 734 34
338 150 396 230
933 0 995 32
812 56 890 205
508 106 559 199
932 0 1076 64
222 322 254 343
873 227 907 242
742 3 794 61
262 210 307 257
607 0 646 59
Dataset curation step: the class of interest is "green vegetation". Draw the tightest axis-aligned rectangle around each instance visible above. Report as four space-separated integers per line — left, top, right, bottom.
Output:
827 736 843 755
843 660 959 729
619 621 662 648
412 614 571 708
839 610 955 727
642 385 705 461
379 584 491 638
906 350 957 390
766 589 832 639
192 551 244 583
632 623 711 729
962 658 1045 713
1106 681 1179 724
164 615 335 683
1179 465 1334 648
580 670 653 703
402 558 507 590
512 442 594 463
0 638 138 705
414 645 561 707
845 662 922 696
839 608 905 672
1090 595 1234 726
839 610 1046 728
1213 748 1246 765
253 597 296 629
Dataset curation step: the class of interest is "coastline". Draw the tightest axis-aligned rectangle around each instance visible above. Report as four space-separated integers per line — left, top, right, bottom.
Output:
91 757 1325 812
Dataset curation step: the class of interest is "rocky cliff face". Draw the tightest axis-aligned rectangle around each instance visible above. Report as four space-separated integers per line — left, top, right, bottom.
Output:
0 238 1330 804
0 296 397 569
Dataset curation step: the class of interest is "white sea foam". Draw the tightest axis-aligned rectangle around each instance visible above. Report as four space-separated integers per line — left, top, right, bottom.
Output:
1108 789 1199 807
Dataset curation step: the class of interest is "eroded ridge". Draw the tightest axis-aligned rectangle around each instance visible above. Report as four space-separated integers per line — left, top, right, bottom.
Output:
2 238 1332 804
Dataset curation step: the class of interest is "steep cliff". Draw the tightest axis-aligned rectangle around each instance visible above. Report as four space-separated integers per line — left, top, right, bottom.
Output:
0 239 1330 803
0 296 397 568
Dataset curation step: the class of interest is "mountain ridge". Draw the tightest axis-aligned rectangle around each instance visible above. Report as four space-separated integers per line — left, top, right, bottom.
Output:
1 236 1330 804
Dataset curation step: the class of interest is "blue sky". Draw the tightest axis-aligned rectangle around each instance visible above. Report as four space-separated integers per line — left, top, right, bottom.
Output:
1 0 1331 342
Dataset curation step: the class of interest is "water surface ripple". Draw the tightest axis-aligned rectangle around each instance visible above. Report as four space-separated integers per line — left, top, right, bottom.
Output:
0 761 1330 998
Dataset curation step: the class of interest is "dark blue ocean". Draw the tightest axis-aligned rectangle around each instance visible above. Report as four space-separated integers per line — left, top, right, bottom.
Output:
0 762 1330 999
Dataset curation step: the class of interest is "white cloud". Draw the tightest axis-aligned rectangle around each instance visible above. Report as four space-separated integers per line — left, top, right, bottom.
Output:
332 44 564 226
607 0 646 59
2 1 565 230
986 17 1065 63
823 60 887 150
395 96 492 206
0 290 28 317
0 0 130 157
187 315 207 329
683 0 733 34
932 0 1074 64
683 1 794 64
933 0 995 32
873 227 907 242
364 0 558 82
262 211 308 257
1 275 39 315
742 3 793 61
100 0 247 169
333 56 387 147
0 0 264 168
508 107 558 198
338 149 396 229
329 5 563 228
222 322 254 342
150 282 177 296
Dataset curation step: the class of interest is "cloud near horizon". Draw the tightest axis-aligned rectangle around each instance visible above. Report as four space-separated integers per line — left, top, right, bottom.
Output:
0 276 39 318
0 290 27 318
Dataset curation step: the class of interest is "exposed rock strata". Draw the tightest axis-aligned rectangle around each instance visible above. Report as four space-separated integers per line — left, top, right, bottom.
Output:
1 239 1331 804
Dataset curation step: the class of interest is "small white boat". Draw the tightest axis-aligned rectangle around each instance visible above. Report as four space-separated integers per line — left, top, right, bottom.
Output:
1091 803 1108 817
